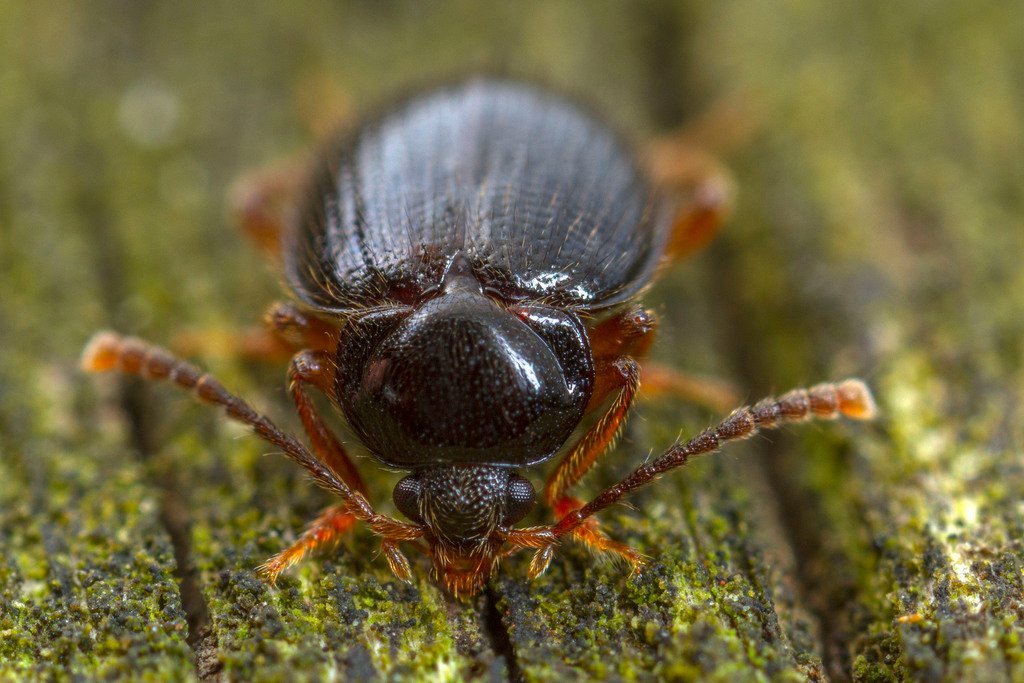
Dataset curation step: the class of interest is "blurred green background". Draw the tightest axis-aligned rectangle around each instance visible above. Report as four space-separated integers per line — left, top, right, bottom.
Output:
2 2 1022 681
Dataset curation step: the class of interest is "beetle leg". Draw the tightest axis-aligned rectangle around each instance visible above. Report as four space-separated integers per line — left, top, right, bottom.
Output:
543 357 640 507
589 304 738 413
287 349 366 495
172 301 339 364
646 92 757 265
266 301 339 351
81 332 423 581
534 380 876 569
660 170 733 264
538 306 652 554
228 157 312 262
545 305 659 504
258 503 358 583
537 356 649 568
639 363 739 413
586 306 655 413
589 307 657 362
261 507 421 584
646 145 731 263
82 332 354 496
499 525 644 577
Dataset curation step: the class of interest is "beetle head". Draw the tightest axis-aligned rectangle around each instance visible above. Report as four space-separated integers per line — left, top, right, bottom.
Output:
392 465 535 598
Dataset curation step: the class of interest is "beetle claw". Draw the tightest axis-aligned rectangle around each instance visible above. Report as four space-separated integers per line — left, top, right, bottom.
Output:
528 545 555 579
381 540 413 582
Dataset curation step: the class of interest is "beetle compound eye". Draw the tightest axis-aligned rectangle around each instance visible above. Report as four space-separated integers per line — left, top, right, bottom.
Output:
393 475 423 524
504 473 536 526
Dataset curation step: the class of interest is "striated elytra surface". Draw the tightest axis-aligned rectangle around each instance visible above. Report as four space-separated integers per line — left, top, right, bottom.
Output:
2 1 1023 681
290 79 662 313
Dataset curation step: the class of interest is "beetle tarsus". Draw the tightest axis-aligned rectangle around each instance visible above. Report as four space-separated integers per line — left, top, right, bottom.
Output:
258 505 359 584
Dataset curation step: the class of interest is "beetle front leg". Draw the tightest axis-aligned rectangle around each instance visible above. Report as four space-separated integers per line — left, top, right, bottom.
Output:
260 504 422 584
287 349 365 494
538 355 648 570
259 503 359 583
544 357 640 510
250 349 371 583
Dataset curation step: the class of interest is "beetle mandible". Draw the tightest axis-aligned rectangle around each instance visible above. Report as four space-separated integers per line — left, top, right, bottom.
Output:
83 79 874 599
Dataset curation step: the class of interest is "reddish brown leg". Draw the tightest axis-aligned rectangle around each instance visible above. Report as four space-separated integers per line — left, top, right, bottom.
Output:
538 307 653 565
661 174 732 263
266 301 338 353
639 363 739 414
542 358 644 568
515 380 876 577
590 303 737 415
287 349 366 496
544 357 640 508
258 504 358 582
646 124 733 265
587 307 656 411
172 301 338 364
81 332 423 580
589 307 658 360
551 306 656 505
644 89 763 265
256 348 368 583
228 158 311 262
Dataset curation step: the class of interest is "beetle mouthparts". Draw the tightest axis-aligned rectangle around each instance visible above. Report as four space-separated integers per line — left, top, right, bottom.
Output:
431 538 503 599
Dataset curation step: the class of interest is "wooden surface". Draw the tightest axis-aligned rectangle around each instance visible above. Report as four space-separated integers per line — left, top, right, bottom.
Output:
2 1 1022 681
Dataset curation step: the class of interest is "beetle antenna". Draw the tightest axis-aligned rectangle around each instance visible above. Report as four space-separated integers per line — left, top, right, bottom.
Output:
547 379 876 541
82 332 355 498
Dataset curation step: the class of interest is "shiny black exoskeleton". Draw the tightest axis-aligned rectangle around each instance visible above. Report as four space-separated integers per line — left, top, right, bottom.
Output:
289 80 664 542
84 77 874 598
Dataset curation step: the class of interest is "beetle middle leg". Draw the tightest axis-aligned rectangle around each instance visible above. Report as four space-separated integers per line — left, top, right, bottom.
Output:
173 300 338 364
81 332 423 582
588 304 738 414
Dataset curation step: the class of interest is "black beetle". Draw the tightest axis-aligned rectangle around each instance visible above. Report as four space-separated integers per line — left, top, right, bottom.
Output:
83 79 874 598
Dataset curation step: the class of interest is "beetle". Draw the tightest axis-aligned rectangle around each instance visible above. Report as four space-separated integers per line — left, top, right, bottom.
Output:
82 79 875 599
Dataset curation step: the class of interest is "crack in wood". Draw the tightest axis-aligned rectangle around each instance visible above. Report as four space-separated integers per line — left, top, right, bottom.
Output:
83 181 223 681
120 360 223 682
484 586 523 683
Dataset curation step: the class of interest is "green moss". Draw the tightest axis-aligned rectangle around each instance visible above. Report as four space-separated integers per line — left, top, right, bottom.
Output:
0 379 193 679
